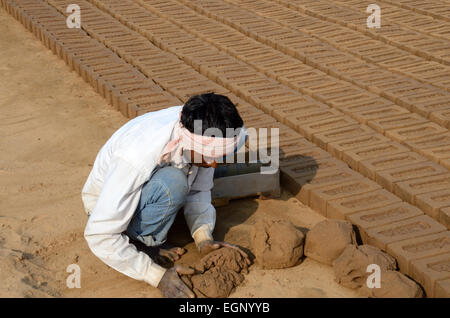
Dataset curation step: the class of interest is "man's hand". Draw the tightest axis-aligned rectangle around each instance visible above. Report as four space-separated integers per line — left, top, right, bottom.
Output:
197 240 251 265
157 265 196 298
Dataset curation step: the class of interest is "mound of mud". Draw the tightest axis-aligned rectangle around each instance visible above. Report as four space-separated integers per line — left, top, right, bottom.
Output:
333 244 397 289
358 271 424 298
180 247 249 298
304 220 356 265
251 218 304 269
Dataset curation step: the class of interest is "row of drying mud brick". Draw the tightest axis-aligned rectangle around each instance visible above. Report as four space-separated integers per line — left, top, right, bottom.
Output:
271 0 450 65
376 0 450 23
327 0 450 41
38 0 450 222
222 0 450 92
2 0 449 297
0 0 186 118
132 0 450 164
77 0 450 172
300 0 450 42
175 0 450 127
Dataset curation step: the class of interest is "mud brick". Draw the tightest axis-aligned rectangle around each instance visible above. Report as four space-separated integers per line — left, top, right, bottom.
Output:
359 152 428 180
115 84 164 108
327 189 402 221
254 126 302 150
377 162 448 193
396 172 450 204
303 80 350 96
440 208 450 230
404 133 450 154
271 102 328 125
407 96 450 117
342 142 410 171
128 94 181 118
280 156 347 178
277 69 324 87
327 134 390 161
169 80 229 103
410 253 450 298
138 56 180 70
368 114 428 134
351 105 410 124
430 109 450 129
104 78 151 107
329 96 388 114
348 202 423 244
434 278 450 298
193 56 237 74
416 189 450 220
210 67 256 86
386 123 448 144
144 62 190 78
118 92 167 117
80 57 120 84
245 85 295 107
422 145 450 164
399 91 450 111
236 107 263 122
99 73 145 106
159 75 214 92
152 70 202 88
281 108 342 130
312 124 375 150
299 116 358 140
78 62 111 89
326 60 365 81
387 232 450 275
282 166 361 205
230 80 278 99
365 215 446 252
312 86 364 105
251 56 299 75
243 113 277 129
310 179 381 216
306 52 350 71
382 84 435 106
70 50 112 73
86 65 131 92
279 143 330 164
249 87 300 109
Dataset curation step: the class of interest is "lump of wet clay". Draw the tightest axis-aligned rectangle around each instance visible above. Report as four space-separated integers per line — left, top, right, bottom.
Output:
333 244 397 289
180 247 249 298
304 219 356 265
358 271 424 298
251 218 305 269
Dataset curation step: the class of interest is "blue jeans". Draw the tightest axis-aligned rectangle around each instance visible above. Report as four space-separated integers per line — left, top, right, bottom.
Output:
126 166 189 247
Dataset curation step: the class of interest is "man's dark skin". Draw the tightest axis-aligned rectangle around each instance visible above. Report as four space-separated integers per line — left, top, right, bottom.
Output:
156 150 250 298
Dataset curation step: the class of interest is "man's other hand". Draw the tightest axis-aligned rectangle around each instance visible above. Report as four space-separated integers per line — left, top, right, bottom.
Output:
157 265 196 298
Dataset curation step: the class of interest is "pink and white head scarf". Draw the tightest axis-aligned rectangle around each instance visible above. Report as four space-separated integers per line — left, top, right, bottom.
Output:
161 120 247 164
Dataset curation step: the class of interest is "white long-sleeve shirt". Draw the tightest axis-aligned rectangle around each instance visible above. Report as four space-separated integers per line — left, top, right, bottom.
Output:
81 106 216 287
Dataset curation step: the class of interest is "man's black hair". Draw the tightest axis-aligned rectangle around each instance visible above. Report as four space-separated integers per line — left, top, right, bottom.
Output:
181 93 244 136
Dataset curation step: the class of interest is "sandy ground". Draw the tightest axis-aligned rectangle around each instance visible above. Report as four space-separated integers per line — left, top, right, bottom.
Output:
0 8 358 298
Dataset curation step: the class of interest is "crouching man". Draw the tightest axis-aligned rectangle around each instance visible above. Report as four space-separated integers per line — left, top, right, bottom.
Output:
81 93 250 298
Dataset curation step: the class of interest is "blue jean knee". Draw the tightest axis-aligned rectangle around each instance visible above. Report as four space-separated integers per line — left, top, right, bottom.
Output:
127 166 189 246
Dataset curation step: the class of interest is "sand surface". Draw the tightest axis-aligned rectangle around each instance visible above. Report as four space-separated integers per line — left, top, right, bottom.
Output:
0 8 358 298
